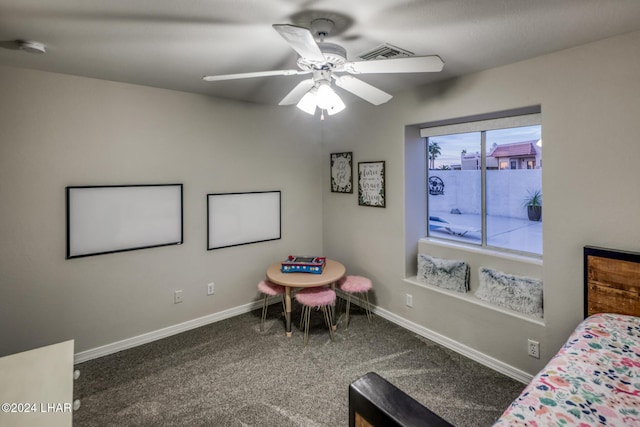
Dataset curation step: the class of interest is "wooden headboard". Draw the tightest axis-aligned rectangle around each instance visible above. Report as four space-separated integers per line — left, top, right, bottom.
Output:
584 246 640 318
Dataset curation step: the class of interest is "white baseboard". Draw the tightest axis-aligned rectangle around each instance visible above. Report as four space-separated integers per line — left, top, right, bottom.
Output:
74 299 264 364
371 305 533 384
75 296 533 384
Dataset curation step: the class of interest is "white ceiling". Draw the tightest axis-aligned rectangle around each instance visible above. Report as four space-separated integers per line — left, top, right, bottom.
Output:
1 0 640 106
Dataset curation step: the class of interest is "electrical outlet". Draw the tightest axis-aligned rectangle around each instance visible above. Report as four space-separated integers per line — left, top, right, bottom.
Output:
207 282 215 295
406 294 413 308
174 290 183 304
528 339 540 358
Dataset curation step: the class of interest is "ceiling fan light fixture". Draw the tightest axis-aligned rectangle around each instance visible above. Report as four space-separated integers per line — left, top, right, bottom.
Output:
316 80 343 112
326 95 346 116
296 90 317 115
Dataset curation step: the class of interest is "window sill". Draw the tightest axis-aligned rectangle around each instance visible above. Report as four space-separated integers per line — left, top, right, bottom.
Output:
419 237 543 265
403 276 545 327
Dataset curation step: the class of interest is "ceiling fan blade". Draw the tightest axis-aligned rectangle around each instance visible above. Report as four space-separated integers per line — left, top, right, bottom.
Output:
334 75 392 106
203 69 308 82
272 24 325 63
279 79 315 105
345 55 444 74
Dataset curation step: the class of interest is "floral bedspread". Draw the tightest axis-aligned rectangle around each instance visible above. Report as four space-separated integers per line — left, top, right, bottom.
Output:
495 313 640 426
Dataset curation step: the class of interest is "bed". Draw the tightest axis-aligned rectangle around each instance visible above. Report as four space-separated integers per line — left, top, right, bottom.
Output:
349 245 640 427
494 245 640 426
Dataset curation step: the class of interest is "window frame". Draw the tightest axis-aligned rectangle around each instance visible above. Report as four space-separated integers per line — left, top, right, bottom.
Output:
421 112 542 257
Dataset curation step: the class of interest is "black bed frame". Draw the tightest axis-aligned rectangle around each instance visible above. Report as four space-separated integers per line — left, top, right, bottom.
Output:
348 372 454 427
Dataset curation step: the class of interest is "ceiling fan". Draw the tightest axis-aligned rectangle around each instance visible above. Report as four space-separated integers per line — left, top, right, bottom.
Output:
203 18 444 118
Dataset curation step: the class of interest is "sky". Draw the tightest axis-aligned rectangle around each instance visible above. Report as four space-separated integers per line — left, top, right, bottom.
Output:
428 125 541 168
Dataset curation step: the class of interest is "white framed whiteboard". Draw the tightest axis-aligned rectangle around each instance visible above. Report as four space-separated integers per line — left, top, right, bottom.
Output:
207 191 281 250
66 184 183 259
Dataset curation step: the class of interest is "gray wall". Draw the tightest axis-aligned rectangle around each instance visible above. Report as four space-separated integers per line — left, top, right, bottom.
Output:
322 30 640 375
0 66 324 356
1 30 639 378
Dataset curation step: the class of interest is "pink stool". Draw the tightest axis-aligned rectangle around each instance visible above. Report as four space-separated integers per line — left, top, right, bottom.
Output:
295 287 336 346
338 275 373 328
257 280 285 332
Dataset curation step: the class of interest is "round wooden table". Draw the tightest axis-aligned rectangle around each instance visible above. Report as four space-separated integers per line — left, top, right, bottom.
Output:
266 259 346 336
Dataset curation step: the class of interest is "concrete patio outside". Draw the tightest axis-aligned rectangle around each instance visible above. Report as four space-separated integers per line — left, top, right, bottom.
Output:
428 210 542 255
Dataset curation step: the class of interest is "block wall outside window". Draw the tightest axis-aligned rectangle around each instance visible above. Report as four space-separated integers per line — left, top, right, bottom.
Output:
423 114 542 256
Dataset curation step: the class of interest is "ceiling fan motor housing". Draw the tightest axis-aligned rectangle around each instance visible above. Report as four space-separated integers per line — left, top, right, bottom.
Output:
297 42 347 71
318 42 347 65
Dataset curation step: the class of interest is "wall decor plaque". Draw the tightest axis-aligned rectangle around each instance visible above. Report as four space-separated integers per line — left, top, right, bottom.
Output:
331 152 353 193
358 161 385 208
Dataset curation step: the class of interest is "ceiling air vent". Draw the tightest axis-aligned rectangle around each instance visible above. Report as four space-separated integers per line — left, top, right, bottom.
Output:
358 43 414 61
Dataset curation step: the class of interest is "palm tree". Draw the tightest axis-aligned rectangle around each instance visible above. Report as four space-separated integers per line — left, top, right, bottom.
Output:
428 141 441 169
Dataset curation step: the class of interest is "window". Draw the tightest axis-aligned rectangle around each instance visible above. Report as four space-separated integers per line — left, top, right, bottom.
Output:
422 113 542 256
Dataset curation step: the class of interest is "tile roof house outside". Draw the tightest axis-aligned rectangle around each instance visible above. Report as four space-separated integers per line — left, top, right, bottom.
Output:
459 140 541 171
488 141 541 170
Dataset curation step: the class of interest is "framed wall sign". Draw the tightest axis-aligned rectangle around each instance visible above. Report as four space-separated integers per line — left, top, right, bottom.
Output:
66 184 183 259
331 152 353 193
358 161 385 208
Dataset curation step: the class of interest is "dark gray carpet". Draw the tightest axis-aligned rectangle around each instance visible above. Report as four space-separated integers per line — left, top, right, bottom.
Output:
73 304 525 426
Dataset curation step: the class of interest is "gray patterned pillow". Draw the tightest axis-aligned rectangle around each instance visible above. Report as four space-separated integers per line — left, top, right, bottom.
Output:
476 267 543 318
417 254 469 293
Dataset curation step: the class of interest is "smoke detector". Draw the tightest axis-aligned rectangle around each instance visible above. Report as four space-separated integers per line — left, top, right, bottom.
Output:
19 40 46 54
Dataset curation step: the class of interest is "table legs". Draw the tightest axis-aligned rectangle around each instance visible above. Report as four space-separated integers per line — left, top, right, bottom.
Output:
285 286 292 337
330 282 337 331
